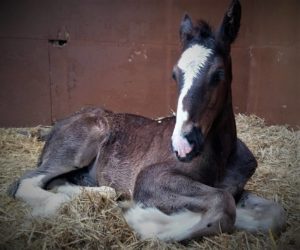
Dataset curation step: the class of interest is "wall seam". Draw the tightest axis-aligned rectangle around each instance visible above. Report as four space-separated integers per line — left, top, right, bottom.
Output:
47 42 54 124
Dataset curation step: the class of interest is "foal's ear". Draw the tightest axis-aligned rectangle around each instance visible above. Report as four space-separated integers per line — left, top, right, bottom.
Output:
180 14 194 46
217 0 241 45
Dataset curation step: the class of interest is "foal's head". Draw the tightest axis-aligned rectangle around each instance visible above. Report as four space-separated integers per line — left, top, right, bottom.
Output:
172 0 241 162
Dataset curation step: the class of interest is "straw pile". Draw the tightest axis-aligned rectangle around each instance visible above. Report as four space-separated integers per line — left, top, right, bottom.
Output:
0 115 299 250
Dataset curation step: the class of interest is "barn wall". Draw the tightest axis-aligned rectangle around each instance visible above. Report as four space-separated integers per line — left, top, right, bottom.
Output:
0 0 299 127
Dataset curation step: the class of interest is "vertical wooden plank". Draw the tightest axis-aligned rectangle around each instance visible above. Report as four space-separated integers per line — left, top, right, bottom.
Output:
247 47 300 127
0 39 51 126
231 48 250 114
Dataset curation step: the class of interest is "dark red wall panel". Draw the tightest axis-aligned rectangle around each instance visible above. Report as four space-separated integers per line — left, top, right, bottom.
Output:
0 0 299 127
0 39 51 126
49 41 174 121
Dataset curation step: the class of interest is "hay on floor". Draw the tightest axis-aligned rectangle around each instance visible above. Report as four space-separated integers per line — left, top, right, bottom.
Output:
0 115 299 250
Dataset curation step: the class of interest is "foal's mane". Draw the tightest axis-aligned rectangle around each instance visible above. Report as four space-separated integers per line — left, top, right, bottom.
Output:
194 20 213 38
191 20 216 48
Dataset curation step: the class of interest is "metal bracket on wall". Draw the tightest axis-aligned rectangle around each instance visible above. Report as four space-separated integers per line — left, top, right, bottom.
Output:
48 39 68 47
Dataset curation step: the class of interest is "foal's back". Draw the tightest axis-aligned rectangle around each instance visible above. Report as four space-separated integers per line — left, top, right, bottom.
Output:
86 109 177 194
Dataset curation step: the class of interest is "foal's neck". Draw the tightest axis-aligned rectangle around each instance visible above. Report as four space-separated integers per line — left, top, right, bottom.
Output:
210 88 237 151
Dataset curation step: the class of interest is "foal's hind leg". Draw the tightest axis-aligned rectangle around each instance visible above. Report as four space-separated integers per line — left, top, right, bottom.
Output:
8 108 110 217
11 159 100 217
124 164 236 241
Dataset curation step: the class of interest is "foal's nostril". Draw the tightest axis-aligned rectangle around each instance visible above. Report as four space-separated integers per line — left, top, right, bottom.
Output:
185 127 204 155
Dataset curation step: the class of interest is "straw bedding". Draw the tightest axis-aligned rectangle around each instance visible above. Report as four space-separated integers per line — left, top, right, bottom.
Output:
0 115 299 250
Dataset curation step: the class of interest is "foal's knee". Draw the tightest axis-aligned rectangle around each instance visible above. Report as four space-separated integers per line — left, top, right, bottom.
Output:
217 190 236 232
201 190 236 235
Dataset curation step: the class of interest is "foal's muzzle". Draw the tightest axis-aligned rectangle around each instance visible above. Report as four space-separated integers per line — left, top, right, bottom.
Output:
175 127 204 162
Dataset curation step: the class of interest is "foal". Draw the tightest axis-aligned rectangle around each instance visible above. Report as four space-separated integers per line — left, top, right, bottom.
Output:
9 0 285 241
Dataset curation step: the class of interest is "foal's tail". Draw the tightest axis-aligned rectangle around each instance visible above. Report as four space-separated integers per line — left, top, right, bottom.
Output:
123 203 202 241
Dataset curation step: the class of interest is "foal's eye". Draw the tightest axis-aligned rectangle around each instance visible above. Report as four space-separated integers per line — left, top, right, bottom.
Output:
210 70 225 86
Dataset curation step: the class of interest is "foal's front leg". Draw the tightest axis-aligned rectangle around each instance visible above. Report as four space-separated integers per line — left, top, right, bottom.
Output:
217 139 257 200
124 163 236 241
235 191 286 235
218 139 286 234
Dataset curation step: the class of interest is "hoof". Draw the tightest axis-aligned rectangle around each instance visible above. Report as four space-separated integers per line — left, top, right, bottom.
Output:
235 192 286 235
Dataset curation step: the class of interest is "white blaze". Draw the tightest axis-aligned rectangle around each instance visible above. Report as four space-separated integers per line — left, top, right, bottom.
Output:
172 44 212 157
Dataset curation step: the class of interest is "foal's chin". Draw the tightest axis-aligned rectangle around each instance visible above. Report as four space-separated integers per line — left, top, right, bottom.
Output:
175 148 201 162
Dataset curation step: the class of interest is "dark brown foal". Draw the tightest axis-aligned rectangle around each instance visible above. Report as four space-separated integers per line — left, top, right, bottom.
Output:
9 0 285 241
